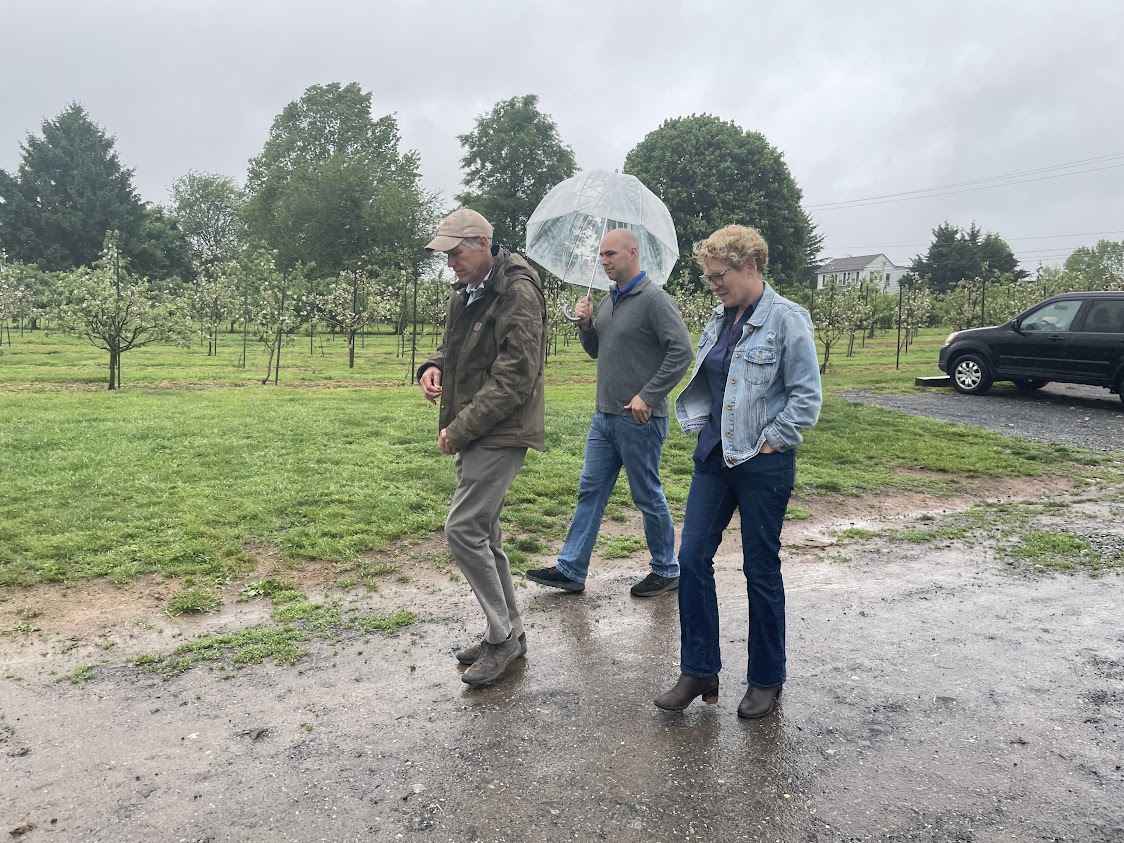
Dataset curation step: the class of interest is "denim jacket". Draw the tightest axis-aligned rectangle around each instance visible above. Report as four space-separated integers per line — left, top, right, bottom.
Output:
675 283 822 466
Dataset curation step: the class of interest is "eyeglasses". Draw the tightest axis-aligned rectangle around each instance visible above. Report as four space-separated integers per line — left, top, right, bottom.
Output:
702 268 731 286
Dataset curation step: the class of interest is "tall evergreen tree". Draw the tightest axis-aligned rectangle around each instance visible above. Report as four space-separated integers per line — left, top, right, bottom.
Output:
0 103 145 272
910 222 1024 294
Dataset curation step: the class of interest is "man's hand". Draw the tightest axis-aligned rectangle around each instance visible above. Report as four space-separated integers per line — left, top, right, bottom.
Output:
759 441 774 454
624 395 652 424
575 296 593 331
420 367 442 403
438 428 459 455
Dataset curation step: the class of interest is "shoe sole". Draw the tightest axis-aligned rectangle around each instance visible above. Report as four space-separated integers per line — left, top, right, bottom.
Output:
526 572 584 593
631 581 679 598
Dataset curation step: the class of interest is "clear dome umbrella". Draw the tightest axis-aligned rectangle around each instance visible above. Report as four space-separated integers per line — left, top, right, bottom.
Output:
525 169 679 321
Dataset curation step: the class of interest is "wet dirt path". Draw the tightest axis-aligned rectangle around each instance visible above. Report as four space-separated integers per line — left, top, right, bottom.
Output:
3 490 1123 842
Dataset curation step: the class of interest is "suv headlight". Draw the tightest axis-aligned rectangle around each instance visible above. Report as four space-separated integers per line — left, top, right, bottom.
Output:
943 332 959 346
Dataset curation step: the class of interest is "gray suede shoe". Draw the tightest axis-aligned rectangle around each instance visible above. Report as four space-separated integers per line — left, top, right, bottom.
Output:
456 632 527 665
737 685 782 719
461 633 522 687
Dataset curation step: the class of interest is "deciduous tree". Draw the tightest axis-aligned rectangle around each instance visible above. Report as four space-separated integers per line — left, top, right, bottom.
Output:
811 279 851 374
237 252 308 384
244 83 437 280
55 232 191 389
1064 239 1124 291
624 114 812 293
192 261 238 356
169 171 247 265
316 265 399 368
0 256 33 343
456 94 577 249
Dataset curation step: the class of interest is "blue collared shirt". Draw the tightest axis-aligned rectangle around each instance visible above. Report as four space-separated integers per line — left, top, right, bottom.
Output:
610 271 646 304
695 302 756 459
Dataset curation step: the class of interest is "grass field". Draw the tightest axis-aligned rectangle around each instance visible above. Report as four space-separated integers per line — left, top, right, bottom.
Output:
0 324 1107 589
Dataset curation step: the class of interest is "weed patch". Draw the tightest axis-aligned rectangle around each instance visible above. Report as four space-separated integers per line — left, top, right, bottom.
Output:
999 529 1115 574
134 589 417 678
59 664 97 683
165 588 222 616
599 535 648 559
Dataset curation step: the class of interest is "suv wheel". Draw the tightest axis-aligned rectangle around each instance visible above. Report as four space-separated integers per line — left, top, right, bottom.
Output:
951 353 993 395
1015 378 1049 392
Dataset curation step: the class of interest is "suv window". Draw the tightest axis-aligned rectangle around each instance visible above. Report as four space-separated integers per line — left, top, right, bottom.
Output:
1021 300 1081 332
1077 299 1124 333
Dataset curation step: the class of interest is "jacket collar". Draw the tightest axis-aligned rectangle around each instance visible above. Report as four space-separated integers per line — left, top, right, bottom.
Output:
614 273 651 298
709 281 776 325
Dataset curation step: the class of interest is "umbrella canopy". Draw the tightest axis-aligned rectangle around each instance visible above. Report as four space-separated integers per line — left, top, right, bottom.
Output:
525 169 679 292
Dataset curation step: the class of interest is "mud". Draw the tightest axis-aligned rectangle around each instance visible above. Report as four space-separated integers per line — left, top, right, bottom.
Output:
4 476 1123 843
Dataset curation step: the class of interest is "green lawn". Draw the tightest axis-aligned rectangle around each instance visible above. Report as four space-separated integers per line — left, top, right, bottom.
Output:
0 326 1110 588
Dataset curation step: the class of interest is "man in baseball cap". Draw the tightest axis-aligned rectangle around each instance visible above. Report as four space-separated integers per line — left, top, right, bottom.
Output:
418 208 548 688
425 208 493 252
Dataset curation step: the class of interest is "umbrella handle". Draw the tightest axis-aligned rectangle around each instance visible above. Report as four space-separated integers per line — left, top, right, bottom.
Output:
561 282 596 324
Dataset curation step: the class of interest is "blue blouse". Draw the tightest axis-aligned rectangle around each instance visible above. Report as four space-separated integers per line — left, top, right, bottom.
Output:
695 304 754 460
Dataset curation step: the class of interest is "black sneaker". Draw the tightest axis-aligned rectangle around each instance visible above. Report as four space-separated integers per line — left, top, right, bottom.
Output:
526 566 584 593
631 572 679 597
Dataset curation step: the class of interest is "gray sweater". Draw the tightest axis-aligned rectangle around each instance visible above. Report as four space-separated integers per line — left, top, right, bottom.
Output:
579 276 693 417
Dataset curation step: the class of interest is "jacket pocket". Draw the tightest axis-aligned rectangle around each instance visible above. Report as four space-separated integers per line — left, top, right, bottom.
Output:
743 346 778 385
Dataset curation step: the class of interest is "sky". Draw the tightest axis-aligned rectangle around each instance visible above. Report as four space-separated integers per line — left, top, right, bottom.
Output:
2 0 1122 271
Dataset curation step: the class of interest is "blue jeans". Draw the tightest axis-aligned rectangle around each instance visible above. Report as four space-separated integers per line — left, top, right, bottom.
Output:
556 412 679 583
677 447 795 689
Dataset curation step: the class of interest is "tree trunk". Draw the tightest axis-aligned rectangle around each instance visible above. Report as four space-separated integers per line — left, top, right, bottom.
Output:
108 348 119 390
348 330 356 368
262 344 275 385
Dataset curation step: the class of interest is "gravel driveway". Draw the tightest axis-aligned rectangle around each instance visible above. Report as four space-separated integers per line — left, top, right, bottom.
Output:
844 382 1123 452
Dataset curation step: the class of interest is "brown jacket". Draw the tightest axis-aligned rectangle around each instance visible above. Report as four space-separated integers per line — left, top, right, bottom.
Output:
419 247 547 451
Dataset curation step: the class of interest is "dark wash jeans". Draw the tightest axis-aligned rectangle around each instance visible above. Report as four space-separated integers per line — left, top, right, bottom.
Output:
677 446 795 689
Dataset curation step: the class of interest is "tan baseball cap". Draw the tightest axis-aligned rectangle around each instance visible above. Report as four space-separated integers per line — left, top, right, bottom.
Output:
425 208 494 252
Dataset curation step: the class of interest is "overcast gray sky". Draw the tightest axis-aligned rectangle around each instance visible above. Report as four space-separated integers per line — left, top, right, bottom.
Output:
2 0 1121 270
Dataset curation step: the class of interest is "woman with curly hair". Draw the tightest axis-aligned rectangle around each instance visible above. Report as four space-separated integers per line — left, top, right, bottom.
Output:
654 224 822 719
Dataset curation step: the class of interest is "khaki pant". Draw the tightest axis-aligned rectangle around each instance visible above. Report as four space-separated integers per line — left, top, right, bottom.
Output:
446 445 528 644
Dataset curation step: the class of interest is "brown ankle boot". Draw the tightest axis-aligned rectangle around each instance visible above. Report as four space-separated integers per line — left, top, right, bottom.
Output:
653 673 719 711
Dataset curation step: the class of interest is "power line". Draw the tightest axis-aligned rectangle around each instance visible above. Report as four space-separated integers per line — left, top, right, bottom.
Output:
806 163 1124 210
825 229 1124 250
804 153 1124 211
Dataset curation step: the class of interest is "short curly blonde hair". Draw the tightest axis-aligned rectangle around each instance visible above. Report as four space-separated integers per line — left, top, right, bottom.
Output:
693 225 769 275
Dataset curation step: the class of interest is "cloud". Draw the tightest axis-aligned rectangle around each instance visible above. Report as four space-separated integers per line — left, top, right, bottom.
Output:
2 0 1121 268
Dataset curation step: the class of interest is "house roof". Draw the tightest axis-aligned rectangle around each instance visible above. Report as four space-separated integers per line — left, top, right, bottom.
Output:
817 254 897 274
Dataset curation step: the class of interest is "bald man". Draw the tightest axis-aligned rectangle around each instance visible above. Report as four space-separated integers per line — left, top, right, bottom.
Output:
528 228 692 597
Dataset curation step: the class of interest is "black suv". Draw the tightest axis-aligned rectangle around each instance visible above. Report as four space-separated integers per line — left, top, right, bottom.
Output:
938 291 1124 405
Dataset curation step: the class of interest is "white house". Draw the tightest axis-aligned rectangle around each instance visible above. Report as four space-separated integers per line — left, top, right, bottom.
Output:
815 254 908 294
